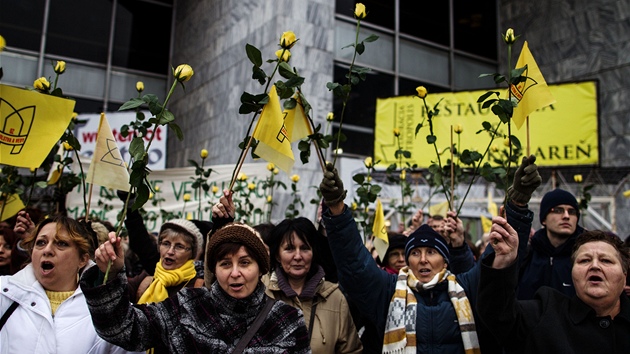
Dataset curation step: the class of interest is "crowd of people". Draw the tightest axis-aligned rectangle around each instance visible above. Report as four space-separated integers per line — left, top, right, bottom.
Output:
0 155 629 353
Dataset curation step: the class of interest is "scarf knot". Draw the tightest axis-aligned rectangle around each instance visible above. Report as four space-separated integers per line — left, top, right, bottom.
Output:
138 259 196 304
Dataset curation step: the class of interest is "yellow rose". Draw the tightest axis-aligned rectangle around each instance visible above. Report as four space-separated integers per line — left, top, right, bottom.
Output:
248 182 256 191
624 190 630 198
267 163 275 171
367 176 372 182
491 145 499 152
573 174 583 183
33 77 50 92
62 141 73 151
174 64 194 82
211 185 219 193
291 174 300 183
454 124 463 134
393 128 401 137
238 173 248 181
0 35 5 52
149 192 154 200
416 86 428 99
364 156 373 168
71 112 78 122
267 195 273 203
155 186 160 192
400 169 406 180
200 149 208 158
186 213 193 220
183 193 191 202
354 3 367 19
326 112 335 121
275 49 291 62
351 202 358 211
279 31 297 49
136 81 144 92
503 28 516 45
54 60 66 74
503 138 511 147
273 168 279 175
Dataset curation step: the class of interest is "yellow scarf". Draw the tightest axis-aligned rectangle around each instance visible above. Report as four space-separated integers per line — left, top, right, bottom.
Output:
138 259 196 304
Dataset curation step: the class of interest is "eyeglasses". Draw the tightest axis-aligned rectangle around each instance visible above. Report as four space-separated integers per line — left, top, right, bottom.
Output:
549 207 578 216
159 241 191 253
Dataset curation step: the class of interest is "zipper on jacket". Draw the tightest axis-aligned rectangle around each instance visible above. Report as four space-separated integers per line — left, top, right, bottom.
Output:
550 256 553 266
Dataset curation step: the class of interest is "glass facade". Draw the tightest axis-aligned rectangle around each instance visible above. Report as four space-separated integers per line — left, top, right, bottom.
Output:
0 0 172 113
333 0 499 156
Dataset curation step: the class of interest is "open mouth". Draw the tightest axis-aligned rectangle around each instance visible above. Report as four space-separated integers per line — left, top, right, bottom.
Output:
588 275 603 282
419 268 432 276
41 261 54 273
229 283 244 291
162 258 175 266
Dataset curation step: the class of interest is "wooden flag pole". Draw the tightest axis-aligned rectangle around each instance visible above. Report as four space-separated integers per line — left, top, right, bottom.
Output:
229 136 255 191
450 126 455 211
526 116 531 156
85 183 94 221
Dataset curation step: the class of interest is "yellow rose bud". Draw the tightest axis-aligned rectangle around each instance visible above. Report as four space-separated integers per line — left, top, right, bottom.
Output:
267 163 275 171
367 176 372 182
149 192 154 200
393 128 401 137
154 186 160 192
33 77 50 92
174 64 194 82
291 174 300 183
136 81 144 92
0 35 5 52
273 168 279 175
503 28 516 45
503 138 511 147
62 141 73 151
29 167 36 173
573 174 583 183
454 124 463 134
183 193 191 202
624 190 630 198
364 156 373 168
238 173 247 181
211 185 219 193
326 112 334 121
267 195 273 203
491 145 499 152
275 49 291 62
416 86 428 99
279 31 297 49
186 213 193 220
354 3 367 19
54 60 66 74
200 149 208 159
400 169 406 180
351 202 358 211
248 182 256 191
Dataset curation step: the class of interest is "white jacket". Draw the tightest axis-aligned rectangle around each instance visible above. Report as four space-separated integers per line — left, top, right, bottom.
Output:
0 263 142 354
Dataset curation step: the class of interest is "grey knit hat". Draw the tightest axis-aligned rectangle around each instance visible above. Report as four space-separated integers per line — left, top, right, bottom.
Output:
206 223 270 275
160 219 204 258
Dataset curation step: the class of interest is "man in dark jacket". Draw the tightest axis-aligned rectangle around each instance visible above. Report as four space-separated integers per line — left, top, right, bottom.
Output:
518 188 585 299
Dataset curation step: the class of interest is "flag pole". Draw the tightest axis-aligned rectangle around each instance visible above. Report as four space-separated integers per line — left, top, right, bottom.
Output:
85 183 93 222
229 136 255 191
526 116 531 156
450 125 455 211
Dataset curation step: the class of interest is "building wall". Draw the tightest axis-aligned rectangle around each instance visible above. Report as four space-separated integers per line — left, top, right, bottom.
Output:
170 0 335 221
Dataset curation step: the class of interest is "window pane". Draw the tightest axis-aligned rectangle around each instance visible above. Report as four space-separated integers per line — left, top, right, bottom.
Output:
0 0 45 51
335 21 394 71
400 39 450 87
43 61 106 98
335 0 394 29
400 0 449 45
454 0 497 59
332 127 374 156
453 55 497 90
47 0 113 63
0 52 38 88
399 78 449 98
109 72 167 104
113 0 171 73
73 97 106 114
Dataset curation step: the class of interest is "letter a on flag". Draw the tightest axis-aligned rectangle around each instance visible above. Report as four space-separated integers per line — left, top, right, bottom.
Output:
0 84 75 168
86 113 130 191
252 85 295 174
510 41 556 129
372 198 389 260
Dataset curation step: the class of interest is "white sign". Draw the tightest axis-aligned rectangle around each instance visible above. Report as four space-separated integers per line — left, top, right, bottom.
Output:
73 111 167 170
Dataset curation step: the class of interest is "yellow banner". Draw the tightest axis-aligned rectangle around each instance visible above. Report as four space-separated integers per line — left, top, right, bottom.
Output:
375 81 598 167
0 84 76 168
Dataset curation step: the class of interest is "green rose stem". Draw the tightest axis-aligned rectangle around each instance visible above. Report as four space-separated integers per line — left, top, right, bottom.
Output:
197 155 206 219
420 96 452 210
295 85 326 172
394 135 407 225
267 171 275 222
450 127 455 210
25 168 37 207
503 41 514 208
332 19 362 168
71 148 89 219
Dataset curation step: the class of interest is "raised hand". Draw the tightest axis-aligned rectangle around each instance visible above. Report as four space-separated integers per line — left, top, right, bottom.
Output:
212 189 235 219
507 155 542 206
94 231 125 277
489 216 519 269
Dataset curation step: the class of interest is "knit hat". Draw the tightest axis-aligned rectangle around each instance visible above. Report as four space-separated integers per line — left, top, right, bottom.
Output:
160 219 204 258
539 188 580 223
206 223 270 275
384 233 408 264
405 224 450 263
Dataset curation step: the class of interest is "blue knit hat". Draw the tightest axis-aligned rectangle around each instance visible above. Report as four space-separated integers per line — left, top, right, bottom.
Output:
539 188 580 223
405 224 450 263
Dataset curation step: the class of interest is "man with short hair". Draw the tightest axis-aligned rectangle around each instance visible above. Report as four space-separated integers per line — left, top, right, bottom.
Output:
428 214 446 235
517 188 585 300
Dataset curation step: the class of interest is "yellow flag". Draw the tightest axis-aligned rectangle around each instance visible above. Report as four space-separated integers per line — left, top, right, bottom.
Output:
47 143 66 185
510 41 556 129
284 96 313 142
0 84 76 168
0 194 25 222
85 113 130 191
252 86 295 173
429 200 449 218
372 198 389 260
480 214 493 234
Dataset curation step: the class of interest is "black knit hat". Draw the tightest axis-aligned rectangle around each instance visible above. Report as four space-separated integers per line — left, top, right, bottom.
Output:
384 233 408 264
539 188 580 223
405 224 450 263
206 223 270 275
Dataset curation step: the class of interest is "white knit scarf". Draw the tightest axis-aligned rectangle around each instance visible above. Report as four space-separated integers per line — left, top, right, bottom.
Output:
382 266 480 354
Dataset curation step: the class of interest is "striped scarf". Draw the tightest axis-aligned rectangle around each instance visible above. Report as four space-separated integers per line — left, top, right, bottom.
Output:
382 266 480 354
